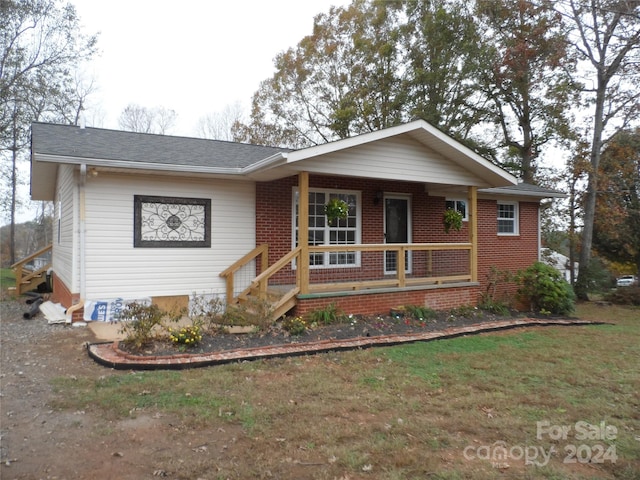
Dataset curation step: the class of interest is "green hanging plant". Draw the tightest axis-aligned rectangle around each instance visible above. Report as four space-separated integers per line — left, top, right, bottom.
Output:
324 198 349 224
443 208 463 233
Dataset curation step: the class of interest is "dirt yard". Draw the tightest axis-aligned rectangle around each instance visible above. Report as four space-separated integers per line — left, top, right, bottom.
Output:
1 300 247 480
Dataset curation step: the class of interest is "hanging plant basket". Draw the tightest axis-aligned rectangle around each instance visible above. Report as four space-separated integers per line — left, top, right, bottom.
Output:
443 208 463 233
325 198 349 224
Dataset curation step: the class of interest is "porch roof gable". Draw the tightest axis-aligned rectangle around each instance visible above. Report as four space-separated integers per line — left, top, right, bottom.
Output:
266 120 518 187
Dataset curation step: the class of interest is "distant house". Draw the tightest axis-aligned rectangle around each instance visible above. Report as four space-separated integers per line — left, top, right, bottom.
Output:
30 120 565 321
541 248 578 283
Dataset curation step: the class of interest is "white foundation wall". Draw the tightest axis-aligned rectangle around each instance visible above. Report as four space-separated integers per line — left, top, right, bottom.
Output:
83 173 256 301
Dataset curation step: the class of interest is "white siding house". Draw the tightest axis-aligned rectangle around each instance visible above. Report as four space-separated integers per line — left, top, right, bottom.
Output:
30 120 565 320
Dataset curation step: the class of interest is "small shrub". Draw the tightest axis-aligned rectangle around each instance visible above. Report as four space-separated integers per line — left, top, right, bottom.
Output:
483 265 514 306
221 297 274 331
516 262 575 315
189 293 226 334
402 304 436 321
449 304 477 318
478 295 511 316
282 316 308 335
119 302 181 350
168 324 203 348
604 286 640 306
308 303 345 325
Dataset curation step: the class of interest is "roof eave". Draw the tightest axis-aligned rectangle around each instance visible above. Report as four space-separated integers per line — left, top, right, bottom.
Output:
241 152 288 175
32 153 246 175
479 186 567 199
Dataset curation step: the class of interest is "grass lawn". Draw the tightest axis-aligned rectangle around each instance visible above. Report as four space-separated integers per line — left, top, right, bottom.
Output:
0 268 16 300
0 268 15 290
52 303 640 479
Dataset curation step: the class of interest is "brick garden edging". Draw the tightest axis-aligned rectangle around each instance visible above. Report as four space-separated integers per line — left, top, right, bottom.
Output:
87 318 604 370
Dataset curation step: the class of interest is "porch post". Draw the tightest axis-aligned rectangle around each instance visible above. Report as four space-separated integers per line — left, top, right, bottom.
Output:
469 186 478 282
298 171 310 294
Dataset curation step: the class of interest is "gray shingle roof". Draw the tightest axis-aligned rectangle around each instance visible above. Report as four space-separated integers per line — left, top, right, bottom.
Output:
31 123 288 169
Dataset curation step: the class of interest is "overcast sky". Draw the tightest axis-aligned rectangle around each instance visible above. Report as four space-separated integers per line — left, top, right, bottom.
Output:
72 0 349 136
7 1 349 225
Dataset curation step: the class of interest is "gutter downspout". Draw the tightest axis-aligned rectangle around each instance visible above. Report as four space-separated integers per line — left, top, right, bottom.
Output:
538 203 541 262
76 164 87 319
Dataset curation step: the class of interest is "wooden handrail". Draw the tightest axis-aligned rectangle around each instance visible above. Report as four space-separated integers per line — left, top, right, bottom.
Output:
219 244 268 305
10 244 52 269
308 242 472 253
234 247 302 303
219 244 268 278
11 244 53 295
251 246 301 287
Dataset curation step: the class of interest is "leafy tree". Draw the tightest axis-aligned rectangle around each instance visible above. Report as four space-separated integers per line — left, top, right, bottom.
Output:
476 0 578 182
117 103 177 134
1 0 97 264
593 129 640 273
403 0 489 145
561 0 640 298
235 0 406 147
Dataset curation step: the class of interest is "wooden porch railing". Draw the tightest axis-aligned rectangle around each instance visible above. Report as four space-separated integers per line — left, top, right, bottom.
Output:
220 242 474 319
219 244 268 302
307 243 473 292
10 244 53 295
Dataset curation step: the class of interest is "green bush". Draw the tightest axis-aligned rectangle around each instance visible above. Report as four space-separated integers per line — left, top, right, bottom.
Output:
478 296 511 316
517 262 575 315
281 316 308 335
402 304 436 321
119 302 181 350
308 303 345 325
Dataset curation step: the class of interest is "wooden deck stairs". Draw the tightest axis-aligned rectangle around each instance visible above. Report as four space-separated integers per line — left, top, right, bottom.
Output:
10 245 53 296
220 245 301 322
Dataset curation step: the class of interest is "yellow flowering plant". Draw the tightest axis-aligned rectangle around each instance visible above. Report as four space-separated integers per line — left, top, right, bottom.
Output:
168 325 203 347
282 316 308 336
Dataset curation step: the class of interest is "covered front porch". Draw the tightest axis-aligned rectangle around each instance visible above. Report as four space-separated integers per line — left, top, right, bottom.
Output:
221 172 481 319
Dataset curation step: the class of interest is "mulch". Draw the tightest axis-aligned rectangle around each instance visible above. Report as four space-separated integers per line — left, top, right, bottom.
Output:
117 309 560 358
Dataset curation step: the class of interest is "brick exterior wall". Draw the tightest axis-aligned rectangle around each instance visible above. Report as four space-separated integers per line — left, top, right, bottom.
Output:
54 175 539 320
257 175 540 314
477 199 540 303
295 285 481 316
51 273 85 322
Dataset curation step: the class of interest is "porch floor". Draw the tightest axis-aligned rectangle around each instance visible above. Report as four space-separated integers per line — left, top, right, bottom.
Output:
87 317 600 370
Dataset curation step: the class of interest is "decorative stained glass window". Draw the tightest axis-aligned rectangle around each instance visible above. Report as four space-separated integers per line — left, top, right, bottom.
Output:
134 195 211 248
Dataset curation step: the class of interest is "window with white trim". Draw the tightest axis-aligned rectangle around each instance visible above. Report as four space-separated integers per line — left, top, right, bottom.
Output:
497 202 518 235
294 189 360 267
445 198 468 221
